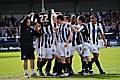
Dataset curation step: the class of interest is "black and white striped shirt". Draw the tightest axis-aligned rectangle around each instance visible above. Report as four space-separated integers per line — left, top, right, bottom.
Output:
87 22 104 45
21 12 55 48
40 25 54 48
58 23 71 43
72 31 82 46
36 25 54 48
72 24 89 46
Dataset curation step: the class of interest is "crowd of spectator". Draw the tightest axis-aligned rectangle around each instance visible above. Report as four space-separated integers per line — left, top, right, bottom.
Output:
0 11 120 38
0 15 20 27
100 11 120 33
0 27 20 38
78 11 120 33
0 14 21 38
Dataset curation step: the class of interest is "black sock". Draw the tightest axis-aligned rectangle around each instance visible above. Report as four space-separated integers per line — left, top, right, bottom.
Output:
39 60 46 72
80 56 83 62
80 55 84 71
43 60 47 66
82 61 87 70
81 61 84 70
70 56 73 64
37 61 41 71
53 59 58 73
65 59 68 72
88 61 92 70
38 61 43 72
66 63 69 72
67 63 73 73
62 63 67 73
70 56 73 73
95 60 103 72
91 58 95 64
57 62 62 74
46 60 52 73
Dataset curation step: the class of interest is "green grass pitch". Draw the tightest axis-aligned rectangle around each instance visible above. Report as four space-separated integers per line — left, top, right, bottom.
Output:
0 47 120 80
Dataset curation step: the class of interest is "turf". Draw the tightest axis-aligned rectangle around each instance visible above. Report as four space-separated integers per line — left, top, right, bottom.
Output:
0 47 120 80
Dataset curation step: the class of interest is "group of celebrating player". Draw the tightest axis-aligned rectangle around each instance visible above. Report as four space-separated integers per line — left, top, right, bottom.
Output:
20 9 107 78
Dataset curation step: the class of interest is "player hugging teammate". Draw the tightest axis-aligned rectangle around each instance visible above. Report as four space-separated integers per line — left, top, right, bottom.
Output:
20 9 107 78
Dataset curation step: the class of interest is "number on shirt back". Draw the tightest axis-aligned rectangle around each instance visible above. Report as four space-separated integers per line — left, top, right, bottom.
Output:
39 14 49 23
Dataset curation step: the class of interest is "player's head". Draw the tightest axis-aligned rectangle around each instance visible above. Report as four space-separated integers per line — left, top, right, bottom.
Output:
21 16 31 27
64 16 70 23
26 19 31 27
57 15 64 24
90 14 97 24
77 15 86 25
35 22 41 31
70 15 77 25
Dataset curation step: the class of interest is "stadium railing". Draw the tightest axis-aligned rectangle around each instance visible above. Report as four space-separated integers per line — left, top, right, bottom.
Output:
0 36 20 50
0 32 119 51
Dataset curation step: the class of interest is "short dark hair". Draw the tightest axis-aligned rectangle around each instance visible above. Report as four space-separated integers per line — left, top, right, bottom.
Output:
71 15 77 25
64 16 70 22
90 14 98 20
78 15 86 23
57 15 64 21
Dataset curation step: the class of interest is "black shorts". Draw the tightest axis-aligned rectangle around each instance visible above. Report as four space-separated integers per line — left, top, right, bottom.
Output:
21 46 35 60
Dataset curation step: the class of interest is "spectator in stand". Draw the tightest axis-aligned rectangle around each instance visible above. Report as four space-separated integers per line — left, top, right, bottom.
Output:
0 27 2 37
0 14 2 27
100 11 120 33
10 15 16 27
11 28 16 38
2 27 6 37
6 28 11 37
15 20 20 27
103 21 112 32
4 16 9 27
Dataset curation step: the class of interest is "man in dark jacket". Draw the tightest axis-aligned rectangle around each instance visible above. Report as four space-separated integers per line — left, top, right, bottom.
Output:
20 16 38 78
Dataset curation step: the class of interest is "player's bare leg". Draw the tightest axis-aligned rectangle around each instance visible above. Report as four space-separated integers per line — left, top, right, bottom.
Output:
24 60 29 78
30 59 37 77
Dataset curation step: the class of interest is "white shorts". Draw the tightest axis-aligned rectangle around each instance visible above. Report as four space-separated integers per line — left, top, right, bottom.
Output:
51 44 56 54
82 42 99 57
36 47 53 59
57 42 72 58
52 43 60 57
71 44 82 55
36 48 41 58
92 44 99 54
89 43 99 54
82 42 91 57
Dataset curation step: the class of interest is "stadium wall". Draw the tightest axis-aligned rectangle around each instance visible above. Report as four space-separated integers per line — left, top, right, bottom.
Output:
0 0 119 14
78 0 120 11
